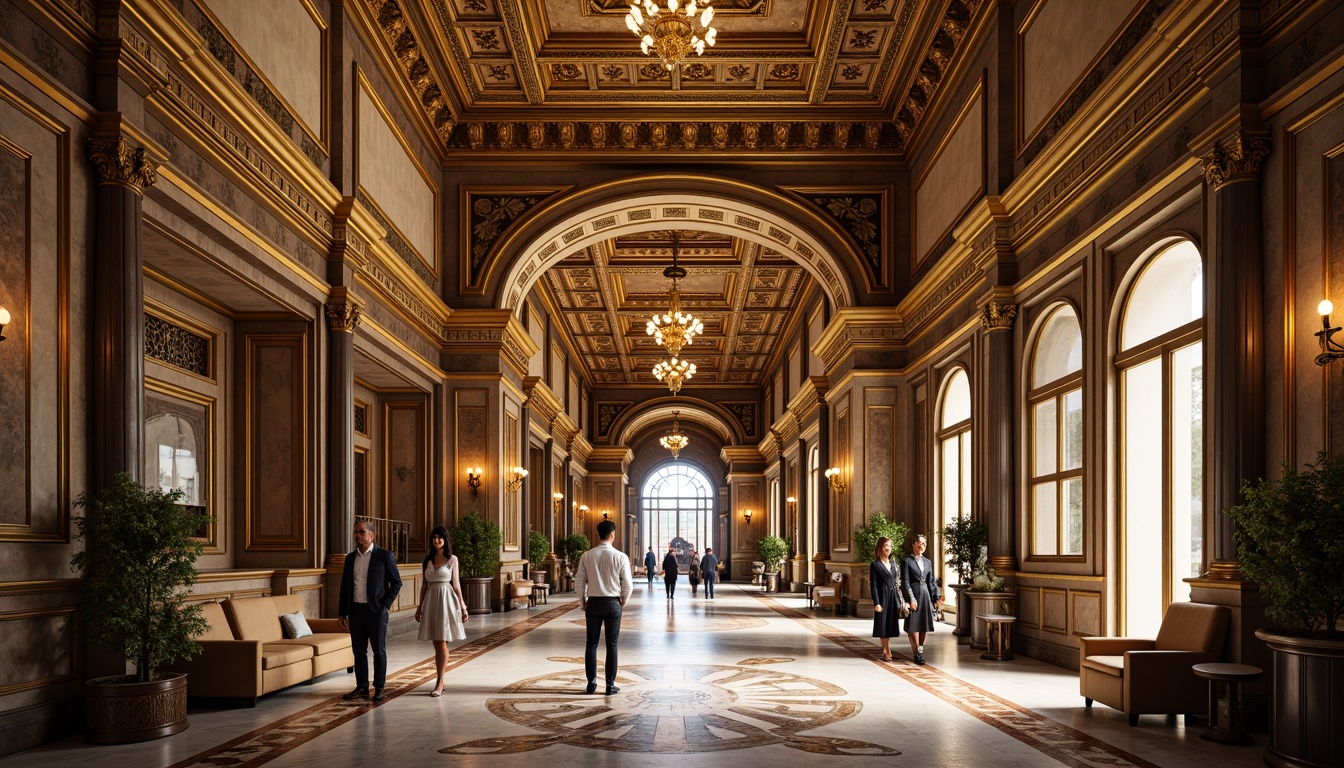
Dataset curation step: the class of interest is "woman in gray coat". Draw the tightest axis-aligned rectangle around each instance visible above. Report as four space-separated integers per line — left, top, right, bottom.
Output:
901 534 940 665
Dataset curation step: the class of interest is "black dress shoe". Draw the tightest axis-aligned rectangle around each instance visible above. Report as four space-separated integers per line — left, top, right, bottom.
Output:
343 688 369 700
914 654 926 665
605 685 620 695
585 682 598 694
372 688 386 701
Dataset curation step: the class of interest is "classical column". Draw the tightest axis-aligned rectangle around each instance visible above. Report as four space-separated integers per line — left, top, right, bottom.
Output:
980 298 1019 572
814 403 831 571
88 136 158 491
542 438 555 549
1202 129 1271 579
517 399 530 583
324 295 361 559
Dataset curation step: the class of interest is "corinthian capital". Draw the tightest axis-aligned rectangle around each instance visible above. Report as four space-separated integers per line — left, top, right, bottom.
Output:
979 301 1018 332
324 300 363 333
1201 130 1271 189
87 137 158 194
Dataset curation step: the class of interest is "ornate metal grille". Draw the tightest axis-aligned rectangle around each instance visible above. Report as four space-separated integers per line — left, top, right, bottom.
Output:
144 313 210 377
354 403 369 435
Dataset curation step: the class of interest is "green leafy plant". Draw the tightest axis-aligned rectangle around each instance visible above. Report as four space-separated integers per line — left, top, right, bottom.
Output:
561 533 590 564
968 546 1005 592
853 513 910 564
527 529 550 570
453 513 502 579
755 535 789 573
1225 451 1344 636
70 473 212 683
941 515 989 585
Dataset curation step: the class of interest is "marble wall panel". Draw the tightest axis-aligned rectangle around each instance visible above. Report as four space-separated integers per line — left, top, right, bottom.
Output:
1020 0 1138 139
1071 590 1102 636
1017 585 1041 629
833 392 851 553
863 388 896 519
356 83 436 271
454 389 488 520
246 335 306 550
504 407 519 549
386 399 427 552
1042 587 1068 634
914 87 983 267
0 609 75 694
204 0 324 132
734 480 762 551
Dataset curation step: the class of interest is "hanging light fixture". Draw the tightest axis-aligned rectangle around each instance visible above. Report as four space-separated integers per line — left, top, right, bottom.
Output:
625 0 718 71
652 357 696 395
646 231 704 358
660 410 690 459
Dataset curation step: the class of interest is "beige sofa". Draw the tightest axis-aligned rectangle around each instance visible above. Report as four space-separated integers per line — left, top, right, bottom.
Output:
169 594 354 705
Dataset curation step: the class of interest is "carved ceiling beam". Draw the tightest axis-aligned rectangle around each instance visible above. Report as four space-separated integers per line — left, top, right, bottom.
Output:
361 0 458 147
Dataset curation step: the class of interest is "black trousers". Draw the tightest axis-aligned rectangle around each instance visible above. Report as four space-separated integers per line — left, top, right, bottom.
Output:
703 573 716 598
664 574 677 597
584 597 623 686
348 602 389 690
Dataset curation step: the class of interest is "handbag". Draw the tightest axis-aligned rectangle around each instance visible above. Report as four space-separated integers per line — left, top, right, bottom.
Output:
898 602 911 618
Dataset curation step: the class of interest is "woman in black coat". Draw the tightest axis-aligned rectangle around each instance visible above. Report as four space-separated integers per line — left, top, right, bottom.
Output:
901 534 941 665
661 546 679 600
870 536 904 661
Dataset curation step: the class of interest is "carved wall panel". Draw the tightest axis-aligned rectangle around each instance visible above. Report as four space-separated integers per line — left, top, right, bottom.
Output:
1041 587 1069 634
244 334 308 552
505 408 519 549
1071 590 1102 636
385 399 428 554
455 389 488 520
863 388 896 519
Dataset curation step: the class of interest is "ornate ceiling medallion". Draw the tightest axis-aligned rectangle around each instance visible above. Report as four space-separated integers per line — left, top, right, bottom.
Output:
646 231 704 357
626 0 718 71
653 357 697 394
660 410 690 458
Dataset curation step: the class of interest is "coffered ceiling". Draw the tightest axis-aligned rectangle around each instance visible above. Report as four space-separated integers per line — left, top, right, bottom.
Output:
540 230 810 387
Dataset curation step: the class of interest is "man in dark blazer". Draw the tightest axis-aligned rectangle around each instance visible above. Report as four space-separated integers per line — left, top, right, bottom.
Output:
339 520 402 701
699 547 719 599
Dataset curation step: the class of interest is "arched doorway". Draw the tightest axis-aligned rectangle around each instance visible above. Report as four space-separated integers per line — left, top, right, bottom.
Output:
642 464 715 572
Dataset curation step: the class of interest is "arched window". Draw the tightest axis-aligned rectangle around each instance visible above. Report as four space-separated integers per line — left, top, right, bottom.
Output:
642 465 715 557
938 368 972 604
1028 305 1083 557
1116 239 1204 637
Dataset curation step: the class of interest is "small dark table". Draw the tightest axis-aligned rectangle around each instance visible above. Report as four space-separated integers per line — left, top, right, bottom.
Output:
976 614 1016 660
803 582 816 609
1192 662 1262 745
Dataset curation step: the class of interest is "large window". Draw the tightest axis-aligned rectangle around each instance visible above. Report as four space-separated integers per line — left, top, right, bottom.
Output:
937 368 972 605
642 465 714 566
1029 305 1083 557
1117 239 1204 637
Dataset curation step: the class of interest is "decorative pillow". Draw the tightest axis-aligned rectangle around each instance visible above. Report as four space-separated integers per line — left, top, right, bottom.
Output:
279 611 313 639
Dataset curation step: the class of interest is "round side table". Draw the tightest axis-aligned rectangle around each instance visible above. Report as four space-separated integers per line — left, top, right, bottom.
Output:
1192 662 1262 745
976 614 1017 660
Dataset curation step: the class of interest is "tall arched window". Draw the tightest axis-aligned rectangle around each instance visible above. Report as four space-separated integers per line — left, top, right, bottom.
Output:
938 368 972 604
642 465 715 556
1029 305 1083 557
1117 239 1204 637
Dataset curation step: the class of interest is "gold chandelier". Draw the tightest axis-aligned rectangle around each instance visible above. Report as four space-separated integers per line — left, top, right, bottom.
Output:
652 357 696 395
625 0 718 71
659 410 690 458
646 232 704 357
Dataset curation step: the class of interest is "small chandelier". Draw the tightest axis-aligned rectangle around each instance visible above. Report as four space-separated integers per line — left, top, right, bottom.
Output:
625 0 718 71
652 357 696 395
660 410 690 459
646 232 704 357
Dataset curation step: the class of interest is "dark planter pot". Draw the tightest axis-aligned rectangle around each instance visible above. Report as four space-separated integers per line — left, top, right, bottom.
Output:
764 572 780 593
1256 629 1344 768
463 576 493 615
84 673 188 745
532 568 548 585
967 591 1016 650
950 585 972 639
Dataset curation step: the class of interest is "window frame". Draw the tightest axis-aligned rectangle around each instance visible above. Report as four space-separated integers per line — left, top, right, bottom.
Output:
1026 304 1085 562
936 367 972 602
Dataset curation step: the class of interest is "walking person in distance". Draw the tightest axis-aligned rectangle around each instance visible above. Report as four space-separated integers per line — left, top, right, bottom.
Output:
699 546 719 599
574 519 633 695
414 525 468 697
662 545 679 600
643 546 657 586
901 534 941 665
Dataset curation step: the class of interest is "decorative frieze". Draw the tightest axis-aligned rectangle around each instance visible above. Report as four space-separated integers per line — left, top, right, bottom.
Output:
361 0 457 145
724 402 758 438
891 0 985 145
88 137 158 194
452 121 893 152
597 402 631 437
809 194 884 277
1201 130 1272 189
324 300 363 333
979 301 1018 332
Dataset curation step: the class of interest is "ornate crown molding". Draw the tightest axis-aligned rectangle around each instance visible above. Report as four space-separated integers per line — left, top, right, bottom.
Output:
892 0 985 146
787 376 829 425
324 300 364 332
812 307 904 375
362 0 457 145
522 376 563 425
443 309 539 378
1202 130 1272 189
88 137 159 194
451 121 895 152
979 301 1017 332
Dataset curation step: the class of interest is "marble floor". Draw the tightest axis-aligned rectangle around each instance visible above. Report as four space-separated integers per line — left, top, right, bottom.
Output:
3 581 1267 768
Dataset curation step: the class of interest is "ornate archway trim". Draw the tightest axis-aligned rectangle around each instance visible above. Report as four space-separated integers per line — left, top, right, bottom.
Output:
612 398 741 448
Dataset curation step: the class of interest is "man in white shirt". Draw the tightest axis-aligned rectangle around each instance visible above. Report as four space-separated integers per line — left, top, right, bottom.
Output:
573 519 632 695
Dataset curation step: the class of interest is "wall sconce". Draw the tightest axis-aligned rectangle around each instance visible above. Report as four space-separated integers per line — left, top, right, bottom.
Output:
553 491 564 514
825 467 846 493
466 467 482 494
601 509 610 521
1315 300 1344 365
786 495 797 512
742 508 753 525
0 306 9 342
577 504 589 520
505 466 528 493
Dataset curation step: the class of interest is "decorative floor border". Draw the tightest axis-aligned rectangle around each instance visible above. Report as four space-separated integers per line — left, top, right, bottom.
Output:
167 602 576 768
751 591 1164 768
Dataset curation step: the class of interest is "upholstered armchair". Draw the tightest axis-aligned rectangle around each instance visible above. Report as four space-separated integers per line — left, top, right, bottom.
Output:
1079 602 1229 726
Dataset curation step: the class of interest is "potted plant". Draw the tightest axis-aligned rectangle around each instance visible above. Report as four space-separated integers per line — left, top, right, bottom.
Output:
560 533 590 592
452 512 502 615
755 535 789 593
964 546 1015 651
942 516 989 638
70 473 212 744
527 529 551 584
1225 450 1344 768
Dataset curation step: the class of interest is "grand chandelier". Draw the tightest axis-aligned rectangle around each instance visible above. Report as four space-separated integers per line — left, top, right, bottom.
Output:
652 357 696 395
660 410 690 458
646 232 704 357
625 0 718 71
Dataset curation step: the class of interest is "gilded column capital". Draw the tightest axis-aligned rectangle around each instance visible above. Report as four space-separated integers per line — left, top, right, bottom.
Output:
979 301 1018 332
87 137 158 194
324 300 363 333
1201 130 1271 190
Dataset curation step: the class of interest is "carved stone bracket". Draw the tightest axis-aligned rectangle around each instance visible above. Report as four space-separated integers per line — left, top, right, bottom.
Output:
88 137 159 194
324 300 363 333
1202 130 1272 190
979 301 1018 332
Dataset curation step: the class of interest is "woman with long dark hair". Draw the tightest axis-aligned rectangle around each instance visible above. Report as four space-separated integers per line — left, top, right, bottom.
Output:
869 535 904 661
415 525 468 696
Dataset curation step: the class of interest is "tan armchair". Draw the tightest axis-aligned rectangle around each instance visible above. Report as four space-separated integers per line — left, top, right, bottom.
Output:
1079 602 1229 726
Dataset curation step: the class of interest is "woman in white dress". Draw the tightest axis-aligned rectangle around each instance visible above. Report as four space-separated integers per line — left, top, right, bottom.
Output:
415 525 468 696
